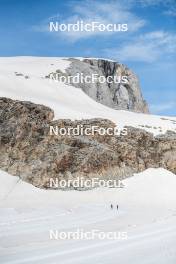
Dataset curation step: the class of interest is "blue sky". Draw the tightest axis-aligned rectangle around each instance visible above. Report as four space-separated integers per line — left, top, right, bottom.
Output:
0 0 175 116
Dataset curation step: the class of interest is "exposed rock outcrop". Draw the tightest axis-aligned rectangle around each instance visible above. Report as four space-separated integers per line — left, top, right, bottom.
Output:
0 98 175 189
47 58 149 113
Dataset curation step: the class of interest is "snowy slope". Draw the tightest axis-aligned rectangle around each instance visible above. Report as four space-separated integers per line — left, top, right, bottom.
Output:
0 57 176 135
0 57 176 263
0 169 176 264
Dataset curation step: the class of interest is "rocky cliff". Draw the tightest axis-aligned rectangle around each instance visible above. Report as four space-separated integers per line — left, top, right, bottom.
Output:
0 98 175 189
47 58 149 113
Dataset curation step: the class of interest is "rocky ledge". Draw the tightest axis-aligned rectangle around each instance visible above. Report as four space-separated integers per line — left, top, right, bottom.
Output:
0 98 175 188
46 58 149 113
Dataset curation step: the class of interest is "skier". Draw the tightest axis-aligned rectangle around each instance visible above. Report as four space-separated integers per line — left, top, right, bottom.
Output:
117 204 119 211
110 204 113 209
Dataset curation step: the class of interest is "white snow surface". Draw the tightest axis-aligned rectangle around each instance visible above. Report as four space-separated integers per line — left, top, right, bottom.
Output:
0 168 176 264
0 57 176 135
0 57 176 263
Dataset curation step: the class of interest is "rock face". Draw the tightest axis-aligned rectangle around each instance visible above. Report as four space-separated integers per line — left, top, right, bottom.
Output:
47 58 149 113
0 98 175 189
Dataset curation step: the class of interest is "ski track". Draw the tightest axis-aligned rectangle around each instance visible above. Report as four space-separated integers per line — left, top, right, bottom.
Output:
0 162 176 264
0 216 176 264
